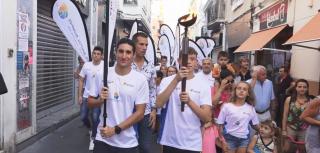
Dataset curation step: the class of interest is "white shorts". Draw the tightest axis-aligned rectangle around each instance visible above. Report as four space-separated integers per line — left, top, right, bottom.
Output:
257 110 271 122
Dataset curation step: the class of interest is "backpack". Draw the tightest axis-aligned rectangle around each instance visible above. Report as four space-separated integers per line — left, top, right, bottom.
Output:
0 72 8 95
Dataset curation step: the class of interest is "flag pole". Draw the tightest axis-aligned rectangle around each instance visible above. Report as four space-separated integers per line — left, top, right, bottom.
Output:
103 0 109 127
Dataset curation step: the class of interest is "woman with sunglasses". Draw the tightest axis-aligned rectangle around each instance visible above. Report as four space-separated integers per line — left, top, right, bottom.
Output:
202 69 235 153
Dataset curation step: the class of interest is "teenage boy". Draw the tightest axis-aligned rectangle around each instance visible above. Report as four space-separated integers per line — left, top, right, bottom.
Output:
88 38 149 153
156 47 212 153
79 46 104 150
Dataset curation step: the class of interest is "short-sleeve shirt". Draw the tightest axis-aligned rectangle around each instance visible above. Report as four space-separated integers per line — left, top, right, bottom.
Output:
247 79 275 112
132 61 156 115
79 61 104 98
158 75 212 151
217 103 259 138
196 71 215 88
90 67 149 148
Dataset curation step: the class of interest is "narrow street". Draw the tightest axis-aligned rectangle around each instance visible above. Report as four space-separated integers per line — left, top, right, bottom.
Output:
19 117 91 153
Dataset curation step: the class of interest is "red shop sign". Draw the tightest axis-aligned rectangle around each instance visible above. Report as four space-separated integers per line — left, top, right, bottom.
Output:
259 0 288 30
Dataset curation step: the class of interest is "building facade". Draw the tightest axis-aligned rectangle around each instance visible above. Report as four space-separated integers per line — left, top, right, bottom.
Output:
230 0 320 95
224 0 252 62
203 0 225 62
288 0 320 95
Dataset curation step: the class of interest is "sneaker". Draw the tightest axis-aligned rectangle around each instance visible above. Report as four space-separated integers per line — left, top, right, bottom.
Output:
88 130 92 137
89 138 94 151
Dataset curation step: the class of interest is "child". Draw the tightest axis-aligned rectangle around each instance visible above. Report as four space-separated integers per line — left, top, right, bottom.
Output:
217 81 259 153
248 120 278 153
212 51 235 79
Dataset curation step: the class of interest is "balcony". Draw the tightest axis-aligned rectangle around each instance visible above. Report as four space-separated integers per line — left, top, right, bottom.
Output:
204 0 225 33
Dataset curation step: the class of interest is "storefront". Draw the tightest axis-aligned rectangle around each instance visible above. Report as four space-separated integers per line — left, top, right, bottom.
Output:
235 0 292 81
284 11 320 95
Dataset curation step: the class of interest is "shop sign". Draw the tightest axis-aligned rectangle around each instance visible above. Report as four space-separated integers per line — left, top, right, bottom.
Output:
231 0 244 11
259 0 287 30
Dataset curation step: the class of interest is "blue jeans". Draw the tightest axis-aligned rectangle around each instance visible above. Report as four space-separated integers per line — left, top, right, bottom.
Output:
224 133 249 150
138 114 161 153
80 97 101 138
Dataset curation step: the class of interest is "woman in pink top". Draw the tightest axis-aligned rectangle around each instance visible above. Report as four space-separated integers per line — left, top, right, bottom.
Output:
203 70 234 153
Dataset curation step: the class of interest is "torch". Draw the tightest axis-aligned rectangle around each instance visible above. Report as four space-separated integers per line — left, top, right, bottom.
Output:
178 13 197 112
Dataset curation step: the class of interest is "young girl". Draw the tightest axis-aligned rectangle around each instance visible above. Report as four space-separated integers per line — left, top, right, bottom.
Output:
217 81 259 153
202 70 234 153
248 120 278 153
282 79 311 153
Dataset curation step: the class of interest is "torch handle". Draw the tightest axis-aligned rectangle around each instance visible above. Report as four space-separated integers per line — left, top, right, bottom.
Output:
181 35 188 112
103 0 110 127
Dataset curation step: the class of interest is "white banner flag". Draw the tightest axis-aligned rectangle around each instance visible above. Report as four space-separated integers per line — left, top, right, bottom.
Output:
52 0 90 62
158 35 171 67
189 39 205 64
107 0 119 66
129 20 138 40
160 24 175 64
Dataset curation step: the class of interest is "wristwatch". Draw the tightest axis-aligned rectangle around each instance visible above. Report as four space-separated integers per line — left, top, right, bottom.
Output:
114 125 122 134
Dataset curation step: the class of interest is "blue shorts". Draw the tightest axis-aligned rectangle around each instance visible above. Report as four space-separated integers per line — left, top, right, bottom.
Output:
224 133 249 150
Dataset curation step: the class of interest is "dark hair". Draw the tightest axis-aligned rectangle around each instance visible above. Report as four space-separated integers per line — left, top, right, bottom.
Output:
217 51 229 60
280 66 289 73
220 69 234 80
178 47 198 59
132 32 148 44
156 70 164 79
116 38 136 54
161 56 167 60
93 46 103 54
291 79 310 102
167 66 178 74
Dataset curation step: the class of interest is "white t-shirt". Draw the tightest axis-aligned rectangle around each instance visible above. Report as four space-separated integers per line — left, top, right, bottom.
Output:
79 61 104 98
196 71 215 88
90 67 149 148
217 103 259 139
158 74 212 151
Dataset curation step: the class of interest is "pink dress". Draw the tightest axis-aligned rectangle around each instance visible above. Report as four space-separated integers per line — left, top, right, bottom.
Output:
202 87 231 153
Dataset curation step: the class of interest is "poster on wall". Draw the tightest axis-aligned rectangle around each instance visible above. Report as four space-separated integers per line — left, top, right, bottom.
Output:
17 9 33 131
17 72 32 130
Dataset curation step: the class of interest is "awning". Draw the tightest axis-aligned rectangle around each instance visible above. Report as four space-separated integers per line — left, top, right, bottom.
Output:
284 12 320 45
235 25 288 53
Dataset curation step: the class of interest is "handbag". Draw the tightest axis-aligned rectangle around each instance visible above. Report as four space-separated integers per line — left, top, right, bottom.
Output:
0 72 8 95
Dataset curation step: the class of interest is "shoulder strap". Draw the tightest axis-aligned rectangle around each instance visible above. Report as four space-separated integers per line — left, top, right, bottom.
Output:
260 136 274 151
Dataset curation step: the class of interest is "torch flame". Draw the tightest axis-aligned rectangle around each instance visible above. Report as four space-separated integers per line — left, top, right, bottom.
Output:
181 12 197 22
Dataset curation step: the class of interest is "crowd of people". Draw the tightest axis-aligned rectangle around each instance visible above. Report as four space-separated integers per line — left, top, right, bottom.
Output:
74 32 320 153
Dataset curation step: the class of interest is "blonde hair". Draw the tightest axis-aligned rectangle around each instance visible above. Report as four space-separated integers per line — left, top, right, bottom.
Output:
230 81 256 106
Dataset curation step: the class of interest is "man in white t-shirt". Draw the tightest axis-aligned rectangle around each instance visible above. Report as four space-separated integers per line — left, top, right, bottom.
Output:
88 38 149 153
196 58 215 88
156 47 212 153
78 46 104 150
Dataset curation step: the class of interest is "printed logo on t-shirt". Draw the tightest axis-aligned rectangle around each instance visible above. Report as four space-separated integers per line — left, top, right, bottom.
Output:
190 89 200 94
123 82 134 88
114 92 119 101
235 121 240 126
